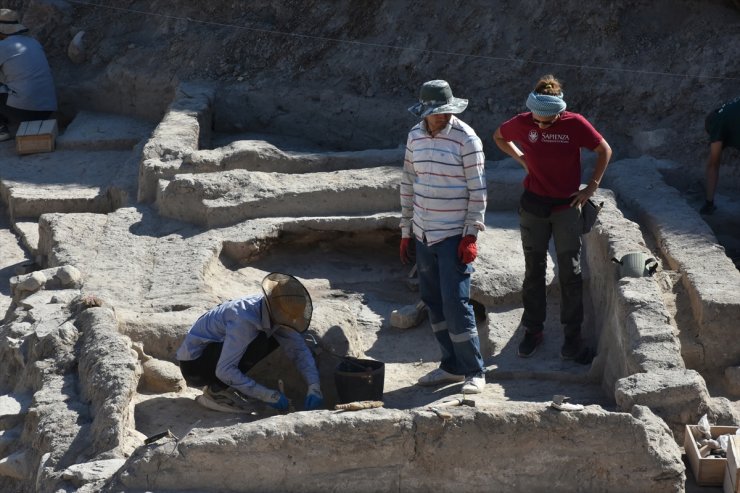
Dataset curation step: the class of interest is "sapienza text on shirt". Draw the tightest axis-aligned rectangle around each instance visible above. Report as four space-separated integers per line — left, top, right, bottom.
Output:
540 132 570 143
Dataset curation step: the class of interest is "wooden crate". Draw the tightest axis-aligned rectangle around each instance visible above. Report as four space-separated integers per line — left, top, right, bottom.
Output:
725 435 740 493
685 424 739 486
16 119 57 155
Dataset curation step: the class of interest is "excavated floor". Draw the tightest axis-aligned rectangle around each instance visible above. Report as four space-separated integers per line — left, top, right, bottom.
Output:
131 220 607 441
0 109 738 492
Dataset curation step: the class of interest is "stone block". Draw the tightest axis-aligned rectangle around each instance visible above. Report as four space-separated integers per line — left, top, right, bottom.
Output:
390 301 427 329
140 359 186 394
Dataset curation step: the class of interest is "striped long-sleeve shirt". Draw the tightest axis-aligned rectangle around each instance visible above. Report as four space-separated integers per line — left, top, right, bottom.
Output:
400 116 487 245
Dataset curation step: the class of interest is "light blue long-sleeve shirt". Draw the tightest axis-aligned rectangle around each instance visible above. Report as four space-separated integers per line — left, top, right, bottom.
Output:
176 294 319 400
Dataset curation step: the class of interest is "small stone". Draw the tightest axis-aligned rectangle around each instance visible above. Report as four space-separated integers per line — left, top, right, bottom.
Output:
62 458 126 485
55 265 82 287
390 301 427 329
67 31 86 64
0 450 29 480
140 359 186 393
18 271 46 293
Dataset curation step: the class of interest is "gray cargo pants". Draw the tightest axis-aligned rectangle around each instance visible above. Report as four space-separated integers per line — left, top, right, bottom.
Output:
519 205 583 338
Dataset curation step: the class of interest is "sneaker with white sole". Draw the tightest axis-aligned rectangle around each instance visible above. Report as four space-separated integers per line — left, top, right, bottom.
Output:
461 374 485 394
417 368 465 386
195 385 258 414
0 125 10 142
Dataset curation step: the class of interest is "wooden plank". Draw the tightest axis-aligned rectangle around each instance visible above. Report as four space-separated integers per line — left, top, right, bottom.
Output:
39 119 57 136
686 425 703 485
28 120 42 134
15 121 30 137
728 436 740 493
726 466 734 493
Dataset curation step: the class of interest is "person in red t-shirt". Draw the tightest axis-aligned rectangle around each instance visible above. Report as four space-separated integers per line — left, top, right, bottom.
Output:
493 74 612 361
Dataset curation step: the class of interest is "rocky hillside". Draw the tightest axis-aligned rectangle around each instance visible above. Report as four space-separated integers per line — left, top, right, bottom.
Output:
9 0 740 166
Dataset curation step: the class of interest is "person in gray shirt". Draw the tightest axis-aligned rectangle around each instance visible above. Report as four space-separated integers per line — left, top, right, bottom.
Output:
0 9 57 141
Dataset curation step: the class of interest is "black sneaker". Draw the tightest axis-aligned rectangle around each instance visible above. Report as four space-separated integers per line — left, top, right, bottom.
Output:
517 329 543 357
560 336 581 360
0 125 10 142
699 201 716 215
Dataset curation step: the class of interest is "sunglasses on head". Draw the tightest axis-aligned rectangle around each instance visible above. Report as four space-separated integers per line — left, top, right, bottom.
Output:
532 114 560 126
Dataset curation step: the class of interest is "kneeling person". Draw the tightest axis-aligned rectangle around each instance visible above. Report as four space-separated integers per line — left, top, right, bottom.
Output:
176 272 323 413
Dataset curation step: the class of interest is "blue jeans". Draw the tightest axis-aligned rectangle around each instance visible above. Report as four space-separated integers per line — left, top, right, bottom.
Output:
416 235 484 377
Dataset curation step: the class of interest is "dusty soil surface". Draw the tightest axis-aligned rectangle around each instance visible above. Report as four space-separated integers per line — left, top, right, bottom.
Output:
129 220 605 439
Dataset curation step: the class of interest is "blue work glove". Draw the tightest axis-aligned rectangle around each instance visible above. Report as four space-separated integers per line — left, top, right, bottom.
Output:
266 390 289 411
304 383 324 411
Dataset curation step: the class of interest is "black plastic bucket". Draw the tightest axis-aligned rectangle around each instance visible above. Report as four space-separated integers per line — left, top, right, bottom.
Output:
334 357 384 404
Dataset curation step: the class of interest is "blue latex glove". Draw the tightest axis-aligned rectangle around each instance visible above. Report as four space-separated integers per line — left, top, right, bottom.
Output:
304 393 324 410
268 392 289 411
304 384 324 410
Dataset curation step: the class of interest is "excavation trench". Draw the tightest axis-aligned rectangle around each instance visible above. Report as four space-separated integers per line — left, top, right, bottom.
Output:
1 92 739 493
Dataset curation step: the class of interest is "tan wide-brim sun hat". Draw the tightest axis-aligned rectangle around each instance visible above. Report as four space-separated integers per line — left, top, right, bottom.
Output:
0 9 29 35
261 272 313 333
408 79 468 118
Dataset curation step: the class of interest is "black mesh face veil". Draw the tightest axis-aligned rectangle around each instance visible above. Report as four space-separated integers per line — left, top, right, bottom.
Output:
261 273 313 333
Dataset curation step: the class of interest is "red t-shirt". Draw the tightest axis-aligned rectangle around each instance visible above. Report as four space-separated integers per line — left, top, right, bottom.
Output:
499 111 603 198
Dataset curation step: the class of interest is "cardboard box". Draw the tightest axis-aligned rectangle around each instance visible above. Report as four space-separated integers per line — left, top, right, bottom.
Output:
725 435 740 493
685 424 739 486
16 119 57 155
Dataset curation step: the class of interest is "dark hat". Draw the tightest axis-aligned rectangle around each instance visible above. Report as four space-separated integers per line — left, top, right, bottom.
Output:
408 80 468 118
0 9 28 35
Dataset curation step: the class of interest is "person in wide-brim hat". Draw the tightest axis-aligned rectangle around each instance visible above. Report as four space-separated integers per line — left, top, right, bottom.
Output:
399 79 488 395
176 272 323 414
0 9 29 35
408 79 468 118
